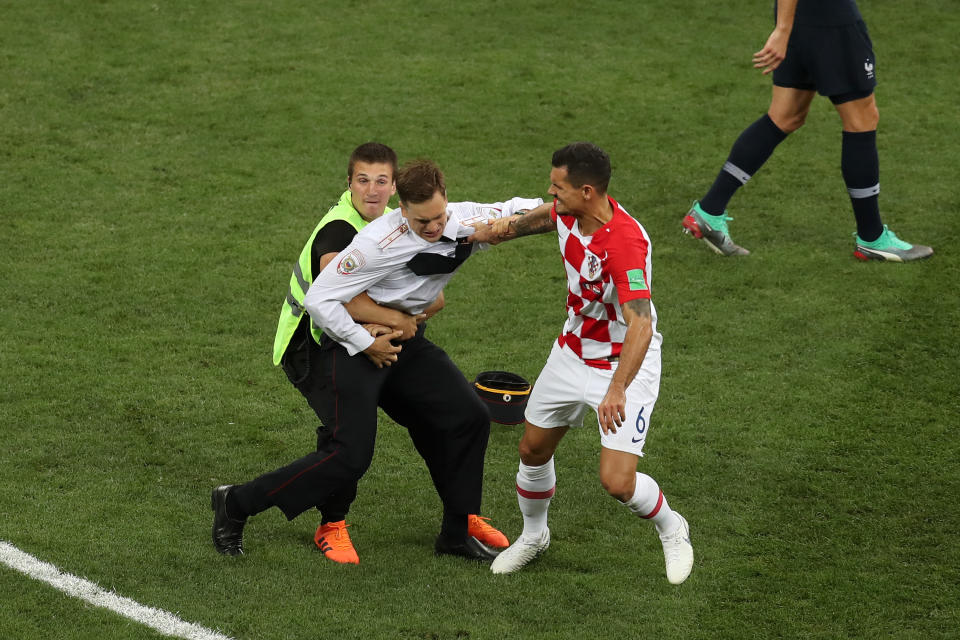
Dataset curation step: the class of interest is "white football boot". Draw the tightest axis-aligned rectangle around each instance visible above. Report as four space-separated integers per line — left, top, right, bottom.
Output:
490 529 550 575
659 513 694 584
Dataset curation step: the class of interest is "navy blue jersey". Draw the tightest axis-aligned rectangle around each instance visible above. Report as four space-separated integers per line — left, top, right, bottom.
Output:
776 0 863 27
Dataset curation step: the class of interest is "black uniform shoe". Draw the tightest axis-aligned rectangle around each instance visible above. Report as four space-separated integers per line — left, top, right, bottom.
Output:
211 485 246 556
434 535 500 562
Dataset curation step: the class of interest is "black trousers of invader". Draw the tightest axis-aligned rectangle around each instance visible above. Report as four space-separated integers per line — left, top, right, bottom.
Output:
233 325 491 522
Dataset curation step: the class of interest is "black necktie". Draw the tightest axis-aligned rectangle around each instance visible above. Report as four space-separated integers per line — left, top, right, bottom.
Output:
406 237 474 275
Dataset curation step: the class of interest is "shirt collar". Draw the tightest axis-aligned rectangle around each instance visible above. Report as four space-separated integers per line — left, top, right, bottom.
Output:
400 207 464 244
441 209 465 241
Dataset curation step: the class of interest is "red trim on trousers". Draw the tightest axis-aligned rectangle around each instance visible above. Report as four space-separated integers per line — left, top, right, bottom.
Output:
332 347 340 438
267 450 338 496
269 348 342 498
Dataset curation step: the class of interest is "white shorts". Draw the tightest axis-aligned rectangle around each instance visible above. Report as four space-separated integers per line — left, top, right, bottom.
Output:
524 341 661 456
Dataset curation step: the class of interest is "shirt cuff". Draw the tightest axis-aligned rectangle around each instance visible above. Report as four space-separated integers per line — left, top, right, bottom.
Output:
341 328 376 356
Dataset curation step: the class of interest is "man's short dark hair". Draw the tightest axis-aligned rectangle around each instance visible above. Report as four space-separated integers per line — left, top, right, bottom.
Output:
396 159 446 204
552 142 611 194
348 142 398 181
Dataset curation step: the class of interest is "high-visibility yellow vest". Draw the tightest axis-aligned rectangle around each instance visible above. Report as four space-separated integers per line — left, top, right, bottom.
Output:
272 190 370 365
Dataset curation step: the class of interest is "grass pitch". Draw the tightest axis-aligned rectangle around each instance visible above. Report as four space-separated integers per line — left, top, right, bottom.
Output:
1 1 958 638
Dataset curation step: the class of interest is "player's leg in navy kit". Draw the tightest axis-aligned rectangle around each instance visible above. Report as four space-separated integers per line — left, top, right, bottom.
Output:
826 22 932 261
682 55 812 257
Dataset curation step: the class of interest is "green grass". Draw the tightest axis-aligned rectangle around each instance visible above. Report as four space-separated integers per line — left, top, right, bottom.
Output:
2 1 958 638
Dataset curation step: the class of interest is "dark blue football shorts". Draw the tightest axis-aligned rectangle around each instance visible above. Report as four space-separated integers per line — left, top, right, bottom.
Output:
773 20 877 105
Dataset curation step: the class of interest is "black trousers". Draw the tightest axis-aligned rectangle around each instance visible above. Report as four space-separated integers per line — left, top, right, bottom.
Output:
232 326 491 523
285 326 357 523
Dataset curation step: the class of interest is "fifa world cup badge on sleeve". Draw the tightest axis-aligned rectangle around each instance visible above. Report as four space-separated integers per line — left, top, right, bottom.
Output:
627 268 647 291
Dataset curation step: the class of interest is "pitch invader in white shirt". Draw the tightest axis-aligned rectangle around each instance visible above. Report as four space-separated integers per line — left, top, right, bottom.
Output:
306 183 540 359
217 158 542 563
470 142 694 583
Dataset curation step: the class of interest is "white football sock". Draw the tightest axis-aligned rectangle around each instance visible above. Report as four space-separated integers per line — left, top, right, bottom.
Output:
516 458 556 538
622 472 681 535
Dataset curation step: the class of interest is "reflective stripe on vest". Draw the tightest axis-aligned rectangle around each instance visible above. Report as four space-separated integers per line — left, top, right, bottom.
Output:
272 191 369 365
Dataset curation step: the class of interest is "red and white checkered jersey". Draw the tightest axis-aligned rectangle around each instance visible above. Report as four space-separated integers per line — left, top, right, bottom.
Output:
553 196 662 370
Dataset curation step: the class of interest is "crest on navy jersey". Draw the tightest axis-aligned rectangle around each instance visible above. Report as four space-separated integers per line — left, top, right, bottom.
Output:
337 249 366 275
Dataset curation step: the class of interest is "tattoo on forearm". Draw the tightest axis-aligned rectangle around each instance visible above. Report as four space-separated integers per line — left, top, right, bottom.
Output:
624 298 651 319
512 210 555 237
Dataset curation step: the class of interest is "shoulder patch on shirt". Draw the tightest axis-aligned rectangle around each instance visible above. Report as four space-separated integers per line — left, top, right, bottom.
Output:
337 249 366 275
378 223 409 249
627 268 647 291
459 214 490 227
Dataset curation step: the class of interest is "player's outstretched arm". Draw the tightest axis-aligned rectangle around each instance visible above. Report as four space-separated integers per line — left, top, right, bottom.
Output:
510 203 556 237
467 202 555 244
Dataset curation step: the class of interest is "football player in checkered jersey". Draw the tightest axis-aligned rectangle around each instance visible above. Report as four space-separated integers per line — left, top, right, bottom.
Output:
469 142 694 583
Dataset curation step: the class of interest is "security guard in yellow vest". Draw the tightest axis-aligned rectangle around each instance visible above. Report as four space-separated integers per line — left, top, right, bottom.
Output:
212 143 508 563
273 190 373 367
273 142 407 564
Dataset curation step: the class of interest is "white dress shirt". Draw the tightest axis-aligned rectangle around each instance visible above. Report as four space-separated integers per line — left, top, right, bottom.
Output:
304 197 543 355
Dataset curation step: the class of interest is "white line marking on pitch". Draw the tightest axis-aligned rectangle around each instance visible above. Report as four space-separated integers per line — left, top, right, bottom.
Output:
0 540 236 640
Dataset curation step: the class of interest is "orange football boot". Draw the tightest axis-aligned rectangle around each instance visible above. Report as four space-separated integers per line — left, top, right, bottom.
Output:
314 520 360 564
468 515 509 548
